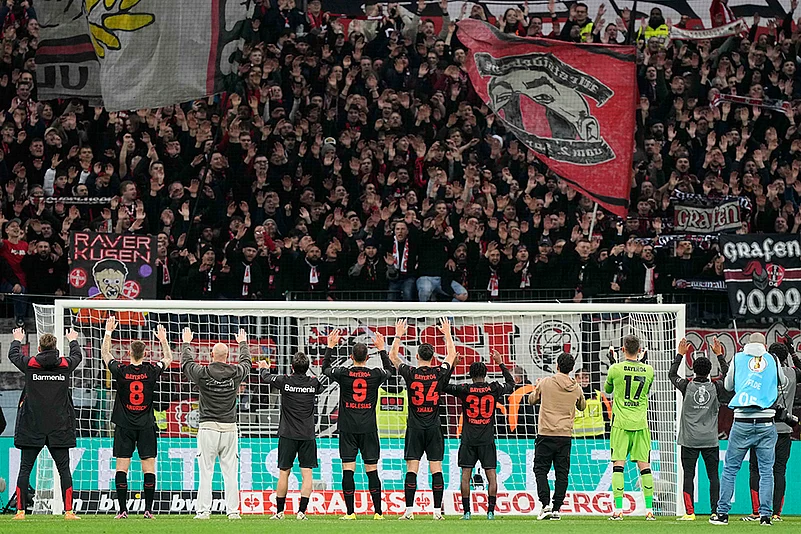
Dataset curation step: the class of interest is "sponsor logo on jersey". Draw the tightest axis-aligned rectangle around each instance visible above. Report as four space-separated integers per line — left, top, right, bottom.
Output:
32 373 66 381
748 356 768 373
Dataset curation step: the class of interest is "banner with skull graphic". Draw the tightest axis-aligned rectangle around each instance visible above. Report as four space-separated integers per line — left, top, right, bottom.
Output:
457 19 635 217
721 234 801 320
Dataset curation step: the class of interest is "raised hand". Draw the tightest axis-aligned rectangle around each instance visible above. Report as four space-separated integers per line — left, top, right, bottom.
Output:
374 331 386 351
182 327 194 344
711 336 724 356
106 316 118 334
155 324 168 342
678 337 689 356
490 349 503 366
394 318 408 338
66 328 79 342
438 317 452 338
12 326 24 342
235 329 247 344
327 328 342 349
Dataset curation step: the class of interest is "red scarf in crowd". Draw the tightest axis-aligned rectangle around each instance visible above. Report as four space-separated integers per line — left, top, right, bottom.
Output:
393 238 409 274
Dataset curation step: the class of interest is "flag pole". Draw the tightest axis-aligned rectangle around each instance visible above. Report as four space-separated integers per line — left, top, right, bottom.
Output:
625 1 638 45
588 202 599 238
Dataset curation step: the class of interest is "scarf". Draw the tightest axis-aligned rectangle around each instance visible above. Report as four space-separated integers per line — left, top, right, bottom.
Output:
393 237 409 274
519 262 531 288
242 263 251 296
487 267 499 297
162 258 171 285
711 92 791 113
670 18 745 40
307 259 319 286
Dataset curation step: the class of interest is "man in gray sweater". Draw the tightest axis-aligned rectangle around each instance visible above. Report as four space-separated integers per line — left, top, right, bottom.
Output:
181 327 251 520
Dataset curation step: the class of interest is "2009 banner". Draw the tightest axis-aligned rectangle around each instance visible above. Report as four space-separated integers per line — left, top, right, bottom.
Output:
721 234 801 319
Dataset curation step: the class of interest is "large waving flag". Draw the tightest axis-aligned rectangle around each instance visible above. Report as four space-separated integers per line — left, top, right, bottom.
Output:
36 0 249 110
457 19 636 217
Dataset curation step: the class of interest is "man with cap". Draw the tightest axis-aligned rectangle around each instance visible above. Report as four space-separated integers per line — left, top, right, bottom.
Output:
506 244 533 290
711 333 788 526
223 239 265 300
348 237 390 294
0 217 29 326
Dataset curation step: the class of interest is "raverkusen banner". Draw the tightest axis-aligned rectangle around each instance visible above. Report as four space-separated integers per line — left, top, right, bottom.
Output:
721 234 801 319
673 200 741 233
68 231 156 299
457 19 635 217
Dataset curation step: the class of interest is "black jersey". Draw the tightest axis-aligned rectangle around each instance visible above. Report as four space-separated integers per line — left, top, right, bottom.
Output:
108 360 164 429
444 364 515 445
261 370 324 440
322 348 393 434
398 362 452 430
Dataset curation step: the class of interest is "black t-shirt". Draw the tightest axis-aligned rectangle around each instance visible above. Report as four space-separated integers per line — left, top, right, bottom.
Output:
261 371 323 440
398 362 452 430
323 349 393 434
444 366 515 445
108 360 164 429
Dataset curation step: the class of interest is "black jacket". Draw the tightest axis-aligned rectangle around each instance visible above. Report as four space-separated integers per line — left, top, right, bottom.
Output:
9 340 82 448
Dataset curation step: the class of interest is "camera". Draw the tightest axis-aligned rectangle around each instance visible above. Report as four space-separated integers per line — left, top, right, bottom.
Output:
774 405 799 428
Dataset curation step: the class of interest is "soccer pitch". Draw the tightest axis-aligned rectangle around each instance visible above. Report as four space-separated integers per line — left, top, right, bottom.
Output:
1 515 799 533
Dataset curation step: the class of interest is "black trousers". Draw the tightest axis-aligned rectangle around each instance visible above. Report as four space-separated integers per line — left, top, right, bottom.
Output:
749 433 792 515
16 444 73 512
680 446 719 515
534 435 572 510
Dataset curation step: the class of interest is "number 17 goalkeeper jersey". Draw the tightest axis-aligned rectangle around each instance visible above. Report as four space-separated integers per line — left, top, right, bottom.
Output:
604 360 654 431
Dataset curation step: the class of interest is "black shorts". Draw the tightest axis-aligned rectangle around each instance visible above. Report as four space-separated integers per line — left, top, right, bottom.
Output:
113 425 158 459
458 442 497 470
404 426 444 462
340 432 380 464
278 437 318 469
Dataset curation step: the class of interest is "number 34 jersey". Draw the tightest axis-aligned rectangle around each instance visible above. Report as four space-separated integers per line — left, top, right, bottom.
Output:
398 363 453 430
108 360 164 429
604 360 654 431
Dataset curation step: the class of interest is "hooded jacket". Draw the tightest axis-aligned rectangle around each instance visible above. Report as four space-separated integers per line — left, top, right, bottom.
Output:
529 372 586 437
181 342 252 424
9 339 83 448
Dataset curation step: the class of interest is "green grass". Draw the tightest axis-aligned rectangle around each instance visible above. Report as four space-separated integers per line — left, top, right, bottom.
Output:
0 514 799 533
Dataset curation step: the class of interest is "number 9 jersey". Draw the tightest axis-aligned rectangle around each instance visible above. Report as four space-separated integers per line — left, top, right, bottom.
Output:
108 359 165 429
604 360 654 431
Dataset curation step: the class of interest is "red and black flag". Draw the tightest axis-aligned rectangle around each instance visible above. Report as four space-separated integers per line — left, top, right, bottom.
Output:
458 19 636 217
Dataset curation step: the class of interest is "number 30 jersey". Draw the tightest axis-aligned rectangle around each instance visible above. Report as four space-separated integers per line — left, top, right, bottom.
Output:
444 364 515 445
604 360 654 431
398 362 453 430
108 360 164 429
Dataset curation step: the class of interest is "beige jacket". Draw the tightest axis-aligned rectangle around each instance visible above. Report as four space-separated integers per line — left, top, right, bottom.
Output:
529 373 586 437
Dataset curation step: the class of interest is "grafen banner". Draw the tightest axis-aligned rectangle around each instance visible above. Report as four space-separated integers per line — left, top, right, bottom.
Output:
68 231 156 299
457 19 635 217
673 199 741 233
721 234 801 319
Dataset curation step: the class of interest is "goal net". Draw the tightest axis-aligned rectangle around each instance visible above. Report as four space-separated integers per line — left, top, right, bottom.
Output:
29 300 684 517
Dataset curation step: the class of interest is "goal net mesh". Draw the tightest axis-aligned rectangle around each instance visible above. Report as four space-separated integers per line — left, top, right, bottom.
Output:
31 301 682 516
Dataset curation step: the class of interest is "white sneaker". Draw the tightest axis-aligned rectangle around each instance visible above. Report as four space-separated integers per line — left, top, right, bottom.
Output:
228 513 241 520
538 505 553 520
433 510 444 520
297 512 308 520
270 512 284 520
194 512 210 520
399 511 414 520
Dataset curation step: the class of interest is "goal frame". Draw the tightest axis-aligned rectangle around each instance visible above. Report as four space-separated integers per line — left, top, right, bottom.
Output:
51 299 686 516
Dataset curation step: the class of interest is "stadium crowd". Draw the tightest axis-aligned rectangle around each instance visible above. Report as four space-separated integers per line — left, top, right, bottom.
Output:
1 0 800 322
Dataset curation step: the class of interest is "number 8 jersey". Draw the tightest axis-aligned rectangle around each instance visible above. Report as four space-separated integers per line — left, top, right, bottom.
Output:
604 360 654 431
399 362 453 430
108 360 165 429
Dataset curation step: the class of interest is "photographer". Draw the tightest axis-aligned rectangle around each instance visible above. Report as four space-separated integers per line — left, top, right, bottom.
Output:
711 333 789 526
743 340 801 522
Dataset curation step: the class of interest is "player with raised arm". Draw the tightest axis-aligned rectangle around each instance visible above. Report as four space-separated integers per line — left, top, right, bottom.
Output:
444 350 515 520
102 316 173 519
389 318 458 520
669 337 728 521
323 329 394 520
258 352 324 520
605 334 655 521
10 327 82 521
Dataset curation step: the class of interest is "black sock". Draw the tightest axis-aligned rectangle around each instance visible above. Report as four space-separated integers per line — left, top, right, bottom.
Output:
277 497 286 513
488 495 497 513
462 497 471 514
143 473 156 513
404 472 417 508
432 472 444 509
367 470 382 515
299 496 309 513
342 470 355 515
115 471 128 513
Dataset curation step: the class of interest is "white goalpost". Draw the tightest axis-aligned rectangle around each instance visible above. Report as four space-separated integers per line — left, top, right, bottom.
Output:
30 300 685 517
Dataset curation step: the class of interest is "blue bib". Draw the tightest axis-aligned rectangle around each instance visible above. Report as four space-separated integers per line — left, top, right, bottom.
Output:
729 350 779 409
